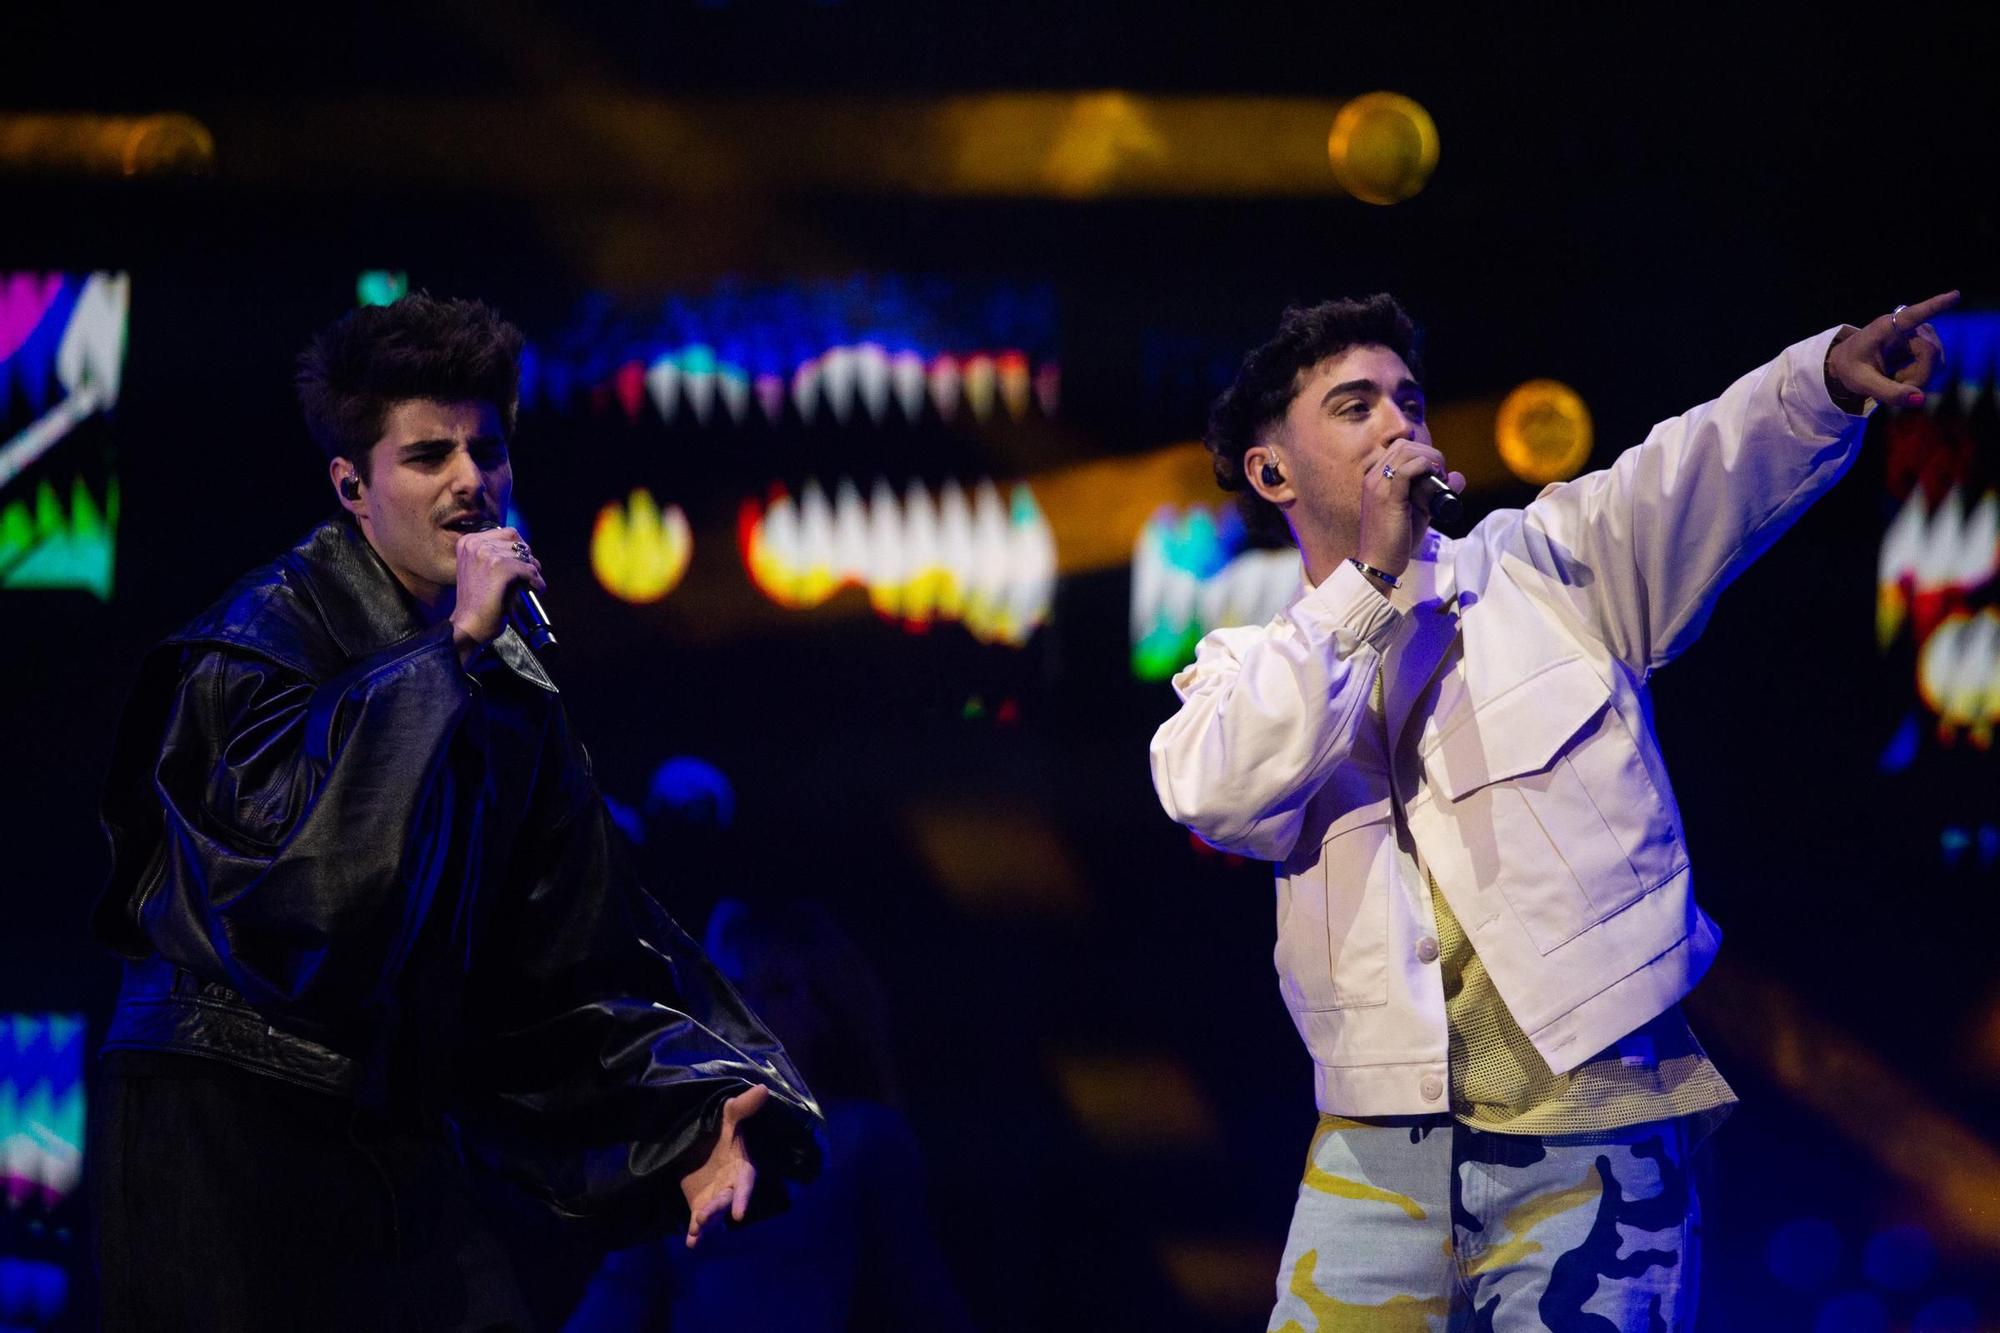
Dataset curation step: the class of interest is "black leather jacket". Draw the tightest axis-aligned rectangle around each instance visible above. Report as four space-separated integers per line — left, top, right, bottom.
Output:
95 516 820 1229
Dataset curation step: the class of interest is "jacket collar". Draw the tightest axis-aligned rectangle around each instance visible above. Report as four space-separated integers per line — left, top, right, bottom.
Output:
284 516 427 660
287 516 557 693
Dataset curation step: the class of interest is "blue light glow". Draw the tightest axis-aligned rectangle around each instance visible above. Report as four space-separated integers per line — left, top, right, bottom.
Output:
0 1258 68 1324
1933 312 2000 385
646 756 735 830
1911 1296 1981 1332
1767 1216 1842 1292
1862 1224 1937 1292
1812 1290 1888 1333
1877 713 1920 773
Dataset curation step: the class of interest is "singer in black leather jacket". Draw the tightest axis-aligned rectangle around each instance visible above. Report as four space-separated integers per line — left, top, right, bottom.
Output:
89 295 820 1330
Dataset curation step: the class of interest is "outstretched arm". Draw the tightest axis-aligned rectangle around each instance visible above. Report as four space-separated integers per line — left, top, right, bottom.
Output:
1503 291 1955 676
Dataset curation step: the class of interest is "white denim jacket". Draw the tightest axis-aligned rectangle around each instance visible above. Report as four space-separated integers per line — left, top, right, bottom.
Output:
1150 329 1864 1116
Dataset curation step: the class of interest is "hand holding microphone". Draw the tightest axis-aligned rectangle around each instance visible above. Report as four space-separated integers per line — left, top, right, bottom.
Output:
1356 440 1467 582
449 522 556 664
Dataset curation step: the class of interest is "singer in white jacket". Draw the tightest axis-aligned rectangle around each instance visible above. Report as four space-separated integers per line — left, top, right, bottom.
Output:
1149 291 1952 1328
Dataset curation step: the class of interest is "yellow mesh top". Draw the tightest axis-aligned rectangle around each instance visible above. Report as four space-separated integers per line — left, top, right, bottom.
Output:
1429 872 1734 1135
1355 658 1736 1136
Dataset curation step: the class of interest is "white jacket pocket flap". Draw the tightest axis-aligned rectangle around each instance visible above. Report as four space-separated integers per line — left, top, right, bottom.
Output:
1425 657 1612 801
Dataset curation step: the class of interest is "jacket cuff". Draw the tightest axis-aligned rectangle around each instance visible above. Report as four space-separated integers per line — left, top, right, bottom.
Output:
1784 325 1874 434
1292 559 1402 652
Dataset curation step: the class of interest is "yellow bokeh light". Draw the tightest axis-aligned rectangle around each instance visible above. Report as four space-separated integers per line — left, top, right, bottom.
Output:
1326 92 1438 205
1496 379 1594 485
591 488 692 604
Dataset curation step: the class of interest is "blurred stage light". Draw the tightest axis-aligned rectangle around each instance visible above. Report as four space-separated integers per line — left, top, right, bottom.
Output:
1912 1297 1981 1331
1 1014 85 1213
1690 957 2000 1257
590 487 692 604
1495 378 1593 484
356 271 409 307
905 801 1088 917
740 477 1056 646
1049 1052 1220 1150
1325 92 1439 205
1877 713 1921 774
1131 504 1299 680
0 1259 68 1325
646 755 735 830
1812 1290 1889 1333
1155 1239 1283 1321
222 94 1445 198
0 113 213 178
522 276 1057 428
891 92 1395 197
1768 1217 1843 1292
1914 608 2000 748
1930 312 2000 391
1863 1225 1938 1293
1878 487 1997 651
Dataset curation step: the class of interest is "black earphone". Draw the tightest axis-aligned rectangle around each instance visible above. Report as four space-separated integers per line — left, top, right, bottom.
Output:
1260 460 1284 487
340 476 361 501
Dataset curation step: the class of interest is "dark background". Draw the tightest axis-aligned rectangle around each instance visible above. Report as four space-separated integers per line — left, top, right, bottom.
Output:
4 4 1998 1328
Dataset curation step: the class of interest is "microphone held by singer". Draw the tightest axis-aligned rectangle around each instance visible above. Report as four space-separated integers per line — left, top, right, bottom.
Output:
1416 473 1463 526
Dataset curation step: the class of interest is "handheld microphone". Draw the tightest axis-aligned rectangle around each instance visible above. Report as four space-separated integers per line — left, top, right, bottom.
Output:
473 520 557 655
1415 474 1464 526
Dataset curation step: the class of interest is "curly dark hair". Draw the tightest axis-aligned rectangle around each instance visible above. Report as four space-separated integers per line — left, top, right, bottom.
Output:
1205 293 1424 538
295 293 525 479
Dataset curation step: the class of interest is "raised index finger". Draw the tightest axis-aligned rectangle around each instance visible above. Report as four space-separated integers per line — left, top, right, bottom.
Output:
1895 290 1961 329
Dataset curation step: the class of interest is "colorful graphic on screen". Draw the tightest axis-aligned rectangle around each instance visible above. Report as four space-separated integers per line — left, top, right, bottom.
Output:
1 1013 83 1214
1130 503 1299 680
739 477 1055 646
1876 312 2000 754
591 488 693 604
0 272 129 600
522 276 1059 427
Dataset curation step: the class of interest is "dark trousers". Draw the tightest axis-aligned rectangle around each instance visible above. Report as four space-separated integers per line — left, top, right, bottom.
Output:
90 1050 532 1332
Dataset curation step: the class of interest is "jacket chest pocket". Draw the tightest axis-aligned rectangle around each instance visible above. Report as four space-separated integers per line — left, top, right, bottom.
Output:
1276 796 1394 1012
1420 657 1684 954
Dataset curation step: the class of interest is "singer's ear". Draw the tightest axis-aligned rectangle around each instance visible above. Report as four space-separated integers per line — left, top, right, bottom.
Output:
1245 444 1292 504
330 458 364 513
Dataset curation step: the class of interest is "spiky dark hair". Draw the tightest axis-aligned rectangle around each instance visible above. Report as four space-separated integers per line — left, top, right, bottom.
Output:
295 292 524 478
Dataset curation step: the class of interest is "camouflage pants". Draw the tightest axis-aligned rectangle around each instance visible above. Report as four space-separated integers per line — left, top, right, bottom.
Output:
1268 1114 1700 1331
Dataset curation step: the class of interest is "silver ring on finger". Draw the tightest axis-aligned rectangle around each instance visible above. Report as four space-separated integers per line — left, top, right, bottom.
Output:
1381 463 1397 481
512 540 531 560
1889 304 1909 336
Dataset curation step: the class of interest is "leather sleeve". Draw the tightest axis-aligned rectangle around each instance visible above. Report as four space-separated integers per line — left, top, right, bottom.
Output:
451 698 823 1236
115 622 478 1048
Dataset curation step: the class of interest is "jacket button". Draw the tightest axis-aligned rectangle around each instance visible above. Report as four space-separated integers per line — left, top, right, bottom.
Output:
1416 935 1440 963
1420 1075 1443 1102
